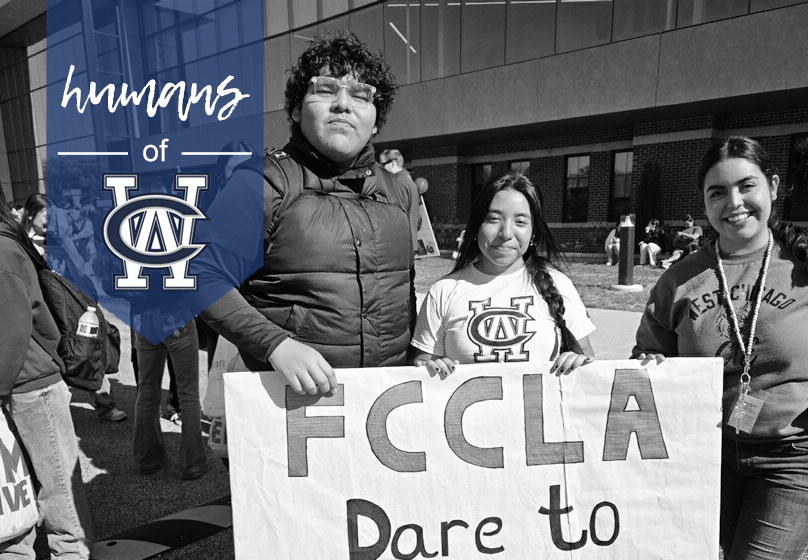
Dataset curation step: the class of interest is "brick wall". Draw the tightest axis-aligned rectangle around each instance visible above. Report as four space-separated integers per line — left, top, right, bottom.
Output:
406 111 807 252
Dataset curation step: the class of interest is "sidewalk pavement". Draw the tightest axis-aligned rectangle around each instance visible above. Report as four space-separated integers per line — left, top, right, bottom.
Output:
588 308 642 360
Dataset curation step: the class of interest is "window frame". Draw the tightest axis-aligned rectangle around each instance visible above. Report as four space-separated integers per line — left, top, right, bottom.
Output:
563 154 590 223
609 150 633 222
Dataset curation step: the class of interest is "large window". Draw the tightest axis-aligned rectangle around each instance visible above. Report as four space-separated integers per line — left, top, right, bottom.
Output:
266 35 291 112
461 0 506 73
610 151 633 222
751 0 807 11
612 0 677 42
350 4 385 55
506 0 556 64
472 163 492 205
785 134 808 222
0 16 49 201
291 0 318 28
267 0 290 36
677 0 747 26
510 160 531 176
421 0 461 80
564 155 590 222
385 2 421 84
556 0 613 54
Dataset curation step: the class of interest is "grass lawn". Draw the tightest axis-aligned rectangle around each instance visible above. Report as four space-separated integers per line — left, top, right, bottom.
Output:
415 256 663 313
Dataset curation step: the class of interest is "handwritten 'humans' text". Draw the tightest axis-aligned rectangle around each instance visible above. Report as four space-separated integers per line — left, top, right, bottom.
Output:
60 64 250 122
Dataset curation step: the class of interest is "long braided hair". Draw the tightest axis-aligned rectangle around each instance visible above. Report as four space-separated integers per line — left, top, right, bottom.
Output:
698 135 808 264
453 172 583 354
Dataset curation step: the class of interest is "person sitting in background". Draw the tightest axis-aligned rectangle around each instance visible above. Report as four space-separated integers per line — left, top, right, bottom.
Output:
660 214 703 269
604 219 621 266
638 218 665 267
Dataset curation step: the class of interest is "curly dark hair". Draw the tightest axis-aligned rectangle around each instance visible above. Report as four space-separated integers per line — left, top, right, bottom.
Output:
284 32 398 135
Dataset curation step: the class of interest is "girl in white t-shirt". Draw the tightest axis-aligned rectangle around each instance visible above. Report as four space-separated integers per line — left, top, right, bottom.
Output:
411 172 595 377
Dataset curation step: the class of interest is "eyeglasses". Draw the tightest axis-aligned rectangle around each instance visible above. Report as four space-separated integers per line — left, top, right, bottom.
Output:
307 76 376 108
379 159 393 166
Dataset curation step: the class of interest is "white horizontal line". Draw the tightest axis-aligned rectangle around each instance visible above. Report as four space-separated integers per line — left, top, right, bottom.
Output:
58 151 129 155
181 152 253 156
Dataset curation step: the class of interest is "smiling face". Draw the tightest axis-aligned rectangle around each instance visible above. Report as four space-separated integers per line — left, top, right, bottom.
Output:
475 188 533 275
292 73 377 170
703 157 778 255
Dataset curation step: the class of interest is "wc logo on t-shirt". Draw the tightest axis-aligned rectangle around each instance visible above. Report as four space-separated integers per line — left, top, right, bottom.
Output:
467 296 535 362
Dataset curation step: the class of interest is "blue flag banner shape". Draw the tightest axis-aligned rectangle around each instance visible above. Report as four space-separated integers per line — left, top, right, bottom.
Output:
46 0 264 343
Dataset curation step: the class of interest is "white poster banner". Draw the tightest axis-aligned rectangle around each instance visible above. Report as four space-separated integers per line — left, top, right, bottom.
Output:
415 195 440 258
226 358 723 560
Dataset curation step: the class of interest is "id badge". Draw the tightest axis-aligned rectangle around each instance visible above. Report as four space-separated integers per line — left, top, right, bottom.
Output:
726 393 766 434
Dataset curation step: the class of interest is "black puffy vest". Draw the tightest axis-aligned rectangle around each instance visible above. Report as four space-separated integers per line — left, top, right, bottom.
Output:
240 146 413 368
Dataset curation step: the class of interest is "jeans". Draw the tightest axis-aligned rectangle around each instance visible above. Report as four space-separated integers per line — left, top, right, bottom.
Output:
3 381 93 559
133 320 205 476
132 340 180 414
721 437 808 560
92 374 118 414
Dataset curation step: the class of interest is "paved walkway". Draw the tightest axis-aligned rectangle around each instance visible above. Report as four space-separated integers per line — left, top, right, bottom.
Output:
588 308 642 360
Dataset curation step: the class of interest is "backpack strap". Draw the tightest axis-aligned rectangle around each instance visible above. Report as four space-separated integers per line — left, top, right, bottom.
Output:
233 149 304 253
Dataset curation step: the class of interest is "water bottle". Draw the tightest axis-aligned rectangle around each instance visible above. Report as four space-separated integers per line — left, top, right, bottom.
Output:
76 306 100 338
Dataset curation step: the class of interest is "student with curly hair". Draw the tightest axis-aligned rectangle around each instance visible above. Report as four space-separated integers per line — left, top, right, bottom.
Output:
633 136 808 560
411 172 595 376
195 32 419 396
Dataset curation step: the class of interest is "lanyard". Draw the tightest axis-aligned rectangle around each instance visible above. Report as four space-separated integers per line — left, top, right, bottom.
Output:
715 232 772 399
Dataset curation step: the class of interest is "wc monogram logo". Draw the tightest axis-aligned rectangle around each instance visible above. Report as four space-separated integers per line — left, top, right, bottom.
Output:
467 296 535 362
102 174 208 290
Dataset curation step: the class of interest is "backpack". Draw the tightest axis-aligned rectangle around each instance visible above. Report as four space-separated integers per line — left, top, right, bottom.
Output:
0 230 121 392
240 148 411 251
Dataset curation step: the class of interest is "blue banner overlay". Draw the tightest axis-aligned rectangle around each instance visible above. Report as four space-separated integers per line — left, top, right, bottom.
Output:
47 0 264 343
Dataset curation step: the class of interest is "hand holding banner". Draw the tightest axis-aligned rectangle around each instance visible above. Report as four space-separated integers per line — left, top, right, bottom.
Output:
226 359 722 560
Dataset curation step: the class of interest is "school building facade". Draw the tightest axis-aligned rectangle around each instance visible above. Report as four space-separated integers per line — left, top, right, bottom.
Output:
261 0 808 252
1 0 807 252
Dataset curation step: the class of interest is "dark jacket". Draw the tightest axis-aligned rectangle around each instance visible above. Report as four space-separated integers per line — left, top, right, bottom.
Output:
642 227 667 253
0 224 62 396
198 133 416 369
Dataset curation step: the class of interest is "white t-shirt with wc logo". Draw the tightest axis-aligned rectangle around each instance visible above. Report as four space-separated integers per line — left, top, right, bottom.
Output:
411 263 595 364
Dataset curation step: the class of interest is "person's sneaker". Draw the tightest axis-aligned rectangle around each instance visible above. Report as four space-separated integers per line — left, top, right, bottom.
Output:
98 408 127 422
169 412 182 425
